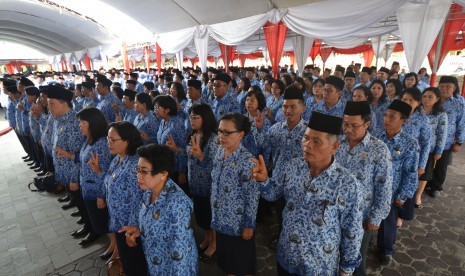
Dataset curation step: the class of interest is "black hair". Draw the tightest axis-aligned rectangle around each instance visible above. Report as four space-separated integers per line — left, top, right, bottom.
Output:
422 87 443 115
369 79 387 103
281 74 293 87
361 113 372 123
271 79 286 95
76 107 109 145
143 81 155 91
219 113 251 136
386 79 403 97
108 121 143 156
153 95 178 116
201 72 209 84
137 144 175 176
136 93 154 111
230 78 237 89
245 87 267 111
401 87 422 113
187 103 217 149
294 77 306 93
170 82 188 102
403 72 419 88
313 78 325 87
352 86 373 102
113 87 124 100
239 77 251 92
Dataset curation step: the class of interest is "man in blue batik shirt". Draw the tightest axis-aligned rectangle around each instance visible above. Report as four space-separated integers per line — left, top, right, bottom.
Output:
429 76 465 197
253 112 363 276
96 74 124 123
305 75 346 122
373 99 419 266
246 67 259 87
211 73 239 121
335 101 392 275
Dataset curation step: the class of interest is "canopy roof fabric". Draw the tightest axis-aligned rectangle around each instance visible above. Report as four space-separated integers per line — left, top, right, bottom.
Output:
0 0 119 55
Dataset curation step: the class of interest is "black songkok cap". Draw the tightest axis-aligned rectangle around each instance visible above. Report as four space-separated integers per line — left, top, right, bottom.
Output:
213 73 231 85
96 74 112 87
335 66 345 73
47 85 73 102
283 85 304 101
126 79 137 86
25 86 40 96
325 75 345 91
361 67 372 74
354 63 361 67
344 101 371 116
3 80 18 93
81 80 95 89
20 76 34 87
379 67 390 74
387 99 412 118
130 72 139 79
187 79 202 90
308 112 342 135
123 89 137 98
261 68 270 74
439 76 458 85
344 71 356 79
39 85 49 94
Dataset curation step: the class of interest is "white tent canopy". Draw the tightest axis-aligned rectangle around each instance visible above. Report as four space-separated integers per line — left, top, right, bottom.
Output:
1 0 464 72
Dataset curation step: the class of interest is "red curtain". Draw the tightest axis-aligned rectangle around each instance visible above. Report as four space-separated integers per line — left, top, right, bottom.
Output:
61 59 68 72
363 48 375 67
82 54 92 70
238 54 247 68
393 43 404 53
219 43 235 73
156 43 162 75
319 47 333 69
428 4 465 85
309 39 322 62
121 42 131 73
4 64 15 74
333 44 373 55
263 21 288 78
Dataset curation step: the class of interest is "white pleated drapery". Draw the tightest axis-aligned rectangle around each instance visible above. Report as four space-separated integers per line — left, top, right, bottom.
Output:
292 36 314 76
397 0 453 72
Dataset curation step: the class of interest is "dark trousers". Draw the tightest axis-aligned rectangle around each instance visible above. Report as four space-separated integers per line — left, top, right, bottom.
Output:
44 154 55 173
35 143 45 169
377 204 398 256
15 131 29 156
277 262 298 276
70 189 94 234
115 232 148 276
428 150 452 192
26 136 39 165
355 230 373 276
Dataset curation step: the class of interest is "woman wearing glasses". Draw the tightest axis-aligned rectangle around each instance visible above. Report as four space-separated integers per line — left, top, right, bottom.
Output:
120 144 198 275
133 93 160 145
154 95 189 195
211 113 260 275
265 79 284 123
186 103 219 261
104 121 147 275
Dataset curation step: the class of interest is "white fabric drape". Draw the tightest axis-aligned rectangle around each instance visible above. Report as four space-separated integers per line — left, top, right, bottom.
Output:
381 43 396 62
87 46 101 59
194 26 209 73
155 27 196 54
102 43 121 58
323 37 369 49
64 52 75 63
293 36 314 75
208 14 268 45
74 50 87 61
175 51 184 71
371 34 390 65
397 0 452 72
262 48 269 67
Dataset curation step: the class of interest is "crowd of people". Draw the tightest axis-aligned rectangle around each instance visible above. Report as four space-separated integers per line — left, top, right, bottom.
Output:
1 61 464 275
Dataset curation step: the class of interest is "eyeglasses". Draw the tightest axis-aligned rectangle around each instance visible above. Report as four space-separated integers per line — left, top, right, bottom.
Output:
189 115 202 120
136 168 153 177
213 83 227 88
218 129 240 137
107 137 123 143
323 88 336 93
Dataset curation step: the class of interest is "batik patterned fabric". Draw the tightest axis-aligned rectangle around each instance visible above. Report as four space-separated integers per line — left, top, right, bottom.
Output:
139 179 198 275
260 158 363 275
157 116 187 173
187 134 219 197
210 144 260 236
422 107 448 154
97 93 124 123
335 132 392 226
304 97 346 122
79 137 112 200
370 98 391 134
105 154 144 232
441 97 465 150
134 112 160 145
211 94 240 121
402 110 432 169
266 95 283 123
52 110 85 185
40 112 55 156
123 108 138 125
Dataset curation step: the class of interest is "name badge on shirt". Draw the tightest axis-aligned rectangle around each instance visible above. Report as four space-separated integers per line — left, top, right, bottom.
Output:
153 210 160 220
361 152 367 159
396 150 401 155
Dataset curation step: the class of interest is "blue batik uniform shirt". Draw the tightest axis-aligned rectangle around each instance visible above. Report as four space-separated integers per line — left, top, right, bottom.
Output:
422 107 448 154
211 94 240 121
401 111 432 169
441 96 465 150
335 132 392 226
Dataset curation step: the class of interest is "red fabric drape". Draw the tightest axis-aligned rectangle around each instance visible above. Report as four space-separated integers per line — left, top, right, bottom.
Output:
61 59 68 72
219 44 235 73
156 43 162 75
207 56 215 63
333 44 373 55
4 64 15 74
319 47 333 69
263 21 288 78
82 54 92 70
121 42 131 73
393 43 404 53
428 4 465 85
145 46 151 73
309 39 322 62
363 48 375 67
